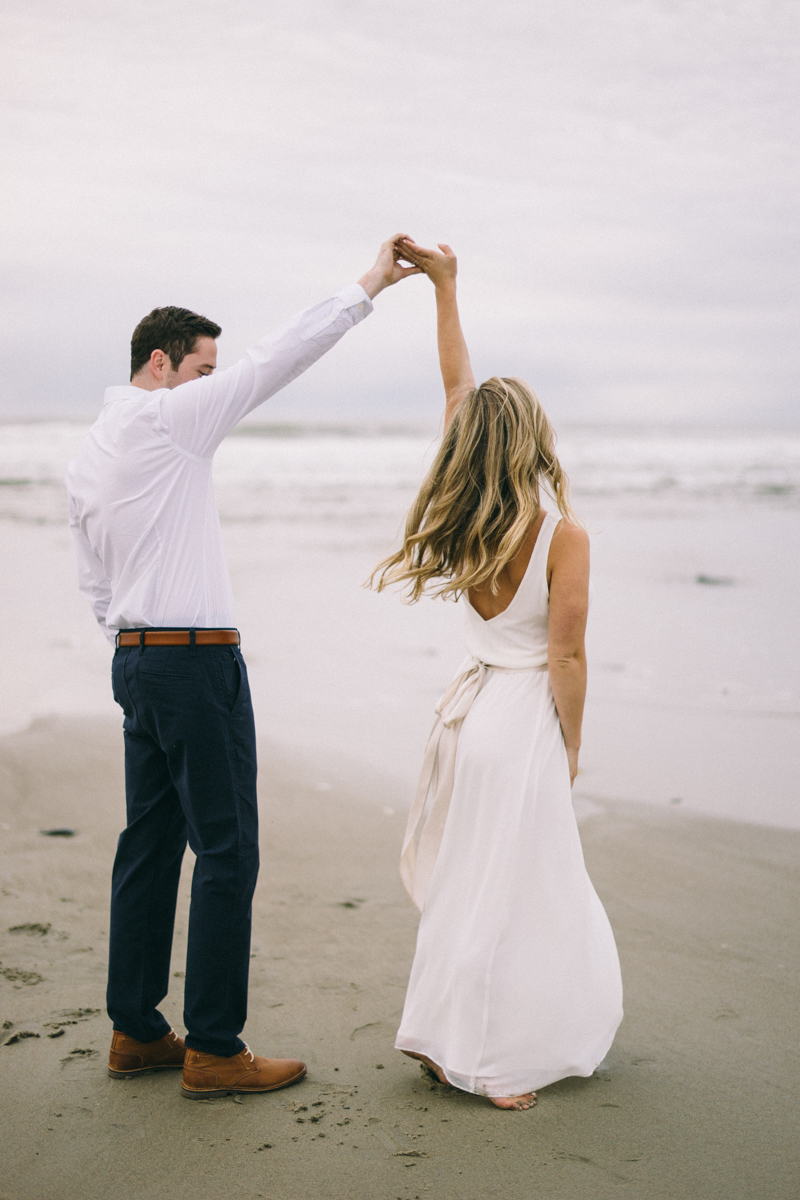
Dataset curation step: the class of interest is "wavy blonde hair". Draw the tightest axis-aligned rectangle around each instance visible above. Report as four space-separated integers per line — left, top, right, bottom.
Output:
370 376 576 602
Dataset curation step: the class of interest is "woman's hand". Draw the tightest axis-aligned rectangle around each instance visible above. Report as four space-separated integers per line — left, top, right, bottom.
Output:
566 745 580 787
358 233 424 299
397 239 458 290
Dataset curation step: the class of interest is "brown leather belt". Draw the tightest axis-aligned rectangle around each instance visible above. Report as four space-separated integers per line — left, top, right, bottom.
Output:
116 629 240 648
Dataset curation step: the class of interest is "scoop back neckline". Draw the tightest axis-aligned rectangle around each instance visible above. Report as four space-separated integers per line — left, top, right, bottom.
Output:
465 511 555 625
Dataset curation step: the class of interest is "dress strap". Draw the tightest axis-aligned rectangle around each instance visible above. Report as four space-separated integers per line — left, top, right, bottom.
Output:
530 511 560 587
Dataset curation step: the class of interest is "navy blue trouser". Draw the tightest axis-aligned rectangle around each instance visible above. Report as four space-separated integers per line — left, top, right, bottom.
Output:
108 642 259 1057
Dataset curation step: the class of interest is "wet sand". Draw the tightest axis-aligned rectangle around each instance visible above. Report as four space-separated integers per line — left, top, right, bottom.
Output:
1 716 798 1200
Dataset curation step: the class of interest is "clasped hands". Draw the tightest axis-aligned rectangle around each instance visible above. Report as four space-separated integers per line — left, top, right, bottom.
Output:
358 234 458 298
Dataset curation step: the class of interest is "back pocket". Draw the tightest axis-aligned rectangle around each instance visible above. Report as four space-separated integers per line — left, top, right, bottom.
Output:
136 646 194 681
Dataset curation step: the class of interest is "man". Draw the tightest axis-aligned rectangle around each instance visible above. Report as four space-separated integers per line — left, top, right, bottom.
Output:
65 234 420 1099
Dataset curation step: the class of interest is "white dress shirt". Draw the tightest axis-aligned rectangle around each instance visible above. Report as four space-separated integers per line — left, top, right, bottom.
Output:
66 283 372 643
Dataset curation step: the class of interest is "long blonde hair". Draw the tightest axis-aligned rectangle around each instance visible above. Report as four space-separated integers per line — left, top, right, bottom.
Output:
370 376 576 602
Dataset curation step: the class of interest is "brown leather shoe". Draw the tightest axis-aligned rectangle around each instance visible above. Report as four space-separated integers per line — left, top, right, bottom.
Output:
181 1045 307 1099
108 1028 186 1078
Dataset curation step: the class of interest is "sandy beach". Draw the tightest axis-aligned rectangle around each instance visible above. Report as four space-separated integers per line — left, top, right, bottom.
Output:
1 716 798 1200
1 424 799 1198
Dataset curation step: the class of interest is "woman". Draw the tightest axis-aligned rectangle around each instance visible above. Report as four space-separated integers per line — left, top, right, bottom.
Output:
371 239 623 1111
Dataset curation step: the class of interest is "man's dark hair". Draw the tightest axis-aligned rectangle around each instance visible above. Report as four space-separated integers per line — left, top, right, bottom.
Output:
130 306 222 379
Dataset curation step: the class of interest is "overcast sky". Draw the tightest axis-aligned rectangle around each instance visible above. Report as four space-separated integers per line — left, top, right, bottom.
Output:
1 0 797 425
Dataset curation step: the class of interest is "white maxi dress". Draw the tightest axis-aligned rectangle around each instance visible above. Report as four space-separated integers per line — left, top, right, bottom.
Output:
395 512 623 1097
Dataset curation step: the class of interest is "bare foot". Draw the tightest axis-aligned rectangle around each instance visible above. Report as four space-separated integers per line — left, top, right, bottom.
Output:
490 1093 537 1111
400 1051 535 1109
400 1049 449 1085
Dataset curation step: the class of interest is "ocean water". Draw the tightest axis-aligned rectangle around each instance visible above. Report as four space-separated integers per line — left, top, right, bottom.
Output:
1 420 799 827
2 421 799 516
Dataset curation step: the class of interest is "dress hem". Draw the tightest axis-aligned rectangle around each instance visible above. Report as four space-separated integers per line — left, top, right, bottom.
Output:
395 1013 622 1097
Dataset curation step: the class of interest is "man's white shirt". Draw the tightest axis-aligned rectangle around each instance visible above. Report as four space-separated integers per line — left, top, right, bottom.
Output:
66 284 372 642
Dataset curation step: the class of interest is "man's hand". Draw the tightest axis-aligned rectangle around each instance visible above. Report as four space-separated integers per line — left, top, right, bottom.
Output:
358 233 423 299
395 239 458 291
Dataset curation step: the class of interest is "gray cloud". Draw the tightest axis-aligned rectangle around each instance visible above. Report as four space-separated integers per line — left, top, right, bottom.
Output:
0 0 797 423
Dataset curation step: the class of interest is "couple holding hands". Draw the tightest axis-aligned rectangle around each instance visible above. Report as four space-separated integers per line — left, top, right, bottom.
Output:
66 233 622 1112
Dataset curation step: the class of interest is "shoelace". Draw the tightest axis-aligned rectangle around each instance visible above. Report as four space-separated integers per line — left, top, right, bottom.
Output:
165 1027 255 1063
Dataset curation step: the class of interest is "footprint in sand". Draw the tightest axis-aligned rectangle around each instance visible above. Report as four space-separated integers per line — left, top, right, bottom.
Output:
3 1030 41 1045
60 1048 100 1072
0 964 44 985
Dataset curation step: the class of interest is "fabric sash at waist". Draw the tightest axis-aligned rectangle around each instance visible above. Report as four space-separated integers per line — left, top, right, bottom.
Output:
400 656 549 911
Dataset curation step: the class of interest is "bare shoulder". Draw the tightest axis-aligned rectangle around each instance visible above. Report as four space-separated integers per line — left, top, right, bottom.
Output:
547 519 589 590
549 518 589 559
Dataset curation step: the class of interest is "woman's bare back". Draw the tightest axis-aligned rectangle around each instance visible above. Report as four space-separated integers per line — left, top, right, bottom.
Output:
467 509 547 621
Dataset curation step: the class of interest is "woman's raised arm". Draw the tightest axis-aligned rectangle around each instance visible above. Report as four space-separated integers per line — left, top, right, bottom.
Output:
397 239 476 428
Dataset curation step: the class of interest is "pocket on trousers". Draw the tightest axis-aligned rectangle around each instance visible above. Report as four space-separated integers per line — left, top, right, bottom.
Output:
111 651 137 723
136 647 194 681
215 649 243 715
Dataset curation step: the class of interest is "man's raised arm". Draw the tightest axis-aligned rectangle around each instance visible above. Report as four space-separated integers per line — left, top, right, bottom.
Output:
162 234 421 459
